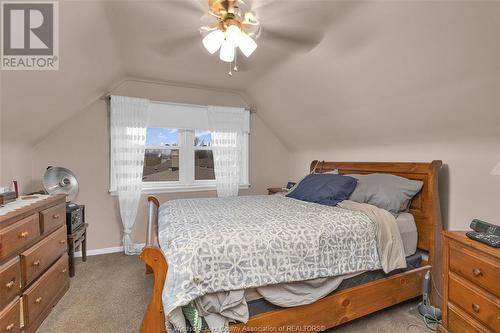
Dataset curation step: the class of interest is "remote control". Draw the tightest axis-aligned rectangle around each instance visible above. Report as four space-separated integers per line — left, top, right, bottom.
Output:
466 231 500 248
470 219 500 237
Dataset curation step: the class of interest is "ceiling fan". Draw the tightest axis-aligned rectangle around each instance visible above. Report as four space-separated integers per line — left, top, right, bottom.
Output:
199 0 260 75
150 0 340 76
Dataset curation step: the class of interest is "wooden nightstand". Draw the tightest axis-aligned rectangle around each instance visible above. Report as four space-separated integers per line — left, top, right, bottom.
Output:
67 223 88 277
438 231 500 333
267 188 287 195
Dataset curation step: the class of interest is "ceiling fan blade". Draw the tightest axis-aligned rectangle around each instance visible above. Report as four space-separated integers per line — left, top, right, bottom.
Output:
260 26 325 52
170 0 207 16
151 31 201 58
199 12 219 28
252 0 328 21
233 52 252 72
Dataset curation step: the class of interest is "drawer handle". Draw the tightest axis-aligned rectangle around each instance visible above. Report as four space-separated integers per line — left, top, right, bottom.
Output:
472 268 482 277
52 214 60 219
472 303 480 313
32 260 41 267
5 323 14 331
18 231 29 239
61 268 67 274
35 297 42 304
5 280 15 289
59 239 66 245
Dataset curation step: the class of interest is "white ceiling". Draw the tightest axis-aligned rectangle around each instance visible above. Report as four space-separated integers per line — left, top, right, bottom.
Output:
1 0 499 149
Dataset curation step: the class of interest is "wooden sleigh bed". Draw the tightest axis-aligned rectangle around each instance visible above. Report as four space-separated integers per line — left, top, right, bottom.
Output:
140 160 443 333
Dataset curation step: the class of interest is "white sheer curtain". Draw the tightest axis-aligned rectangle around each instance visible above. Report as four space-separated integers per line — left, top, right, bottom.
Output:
211 131 242 197
110 95 150 255
208 106 248 197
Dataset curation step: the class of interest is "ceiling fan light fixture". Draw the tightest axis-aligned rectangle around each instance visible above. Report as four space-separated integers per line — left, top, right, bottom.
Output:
202 29 225 54
219 41 235 62
238 32 257 57
201 0 260 75
225 24 241 48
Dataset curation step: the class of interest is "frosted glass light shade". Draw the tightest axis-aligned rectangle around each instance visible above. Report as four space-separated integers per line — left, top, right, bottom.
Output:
238 32 257 57
225 25 241 48
219 41 235 62
491 162 500 175
202 30 224 54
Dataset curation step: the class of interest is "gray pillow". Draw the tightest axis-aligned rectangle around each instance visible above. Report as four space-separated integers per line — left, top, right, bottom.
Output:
347 173 423 216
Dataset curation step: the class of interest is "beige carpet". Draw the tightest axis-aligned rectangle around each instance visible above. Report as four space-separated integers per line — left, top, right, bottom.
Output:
38 253 430 333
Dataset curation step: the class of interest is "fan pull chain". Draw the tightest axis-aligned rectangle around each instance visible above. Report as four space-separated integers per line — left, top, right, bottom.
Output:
228 61 233 77
234 50 238 72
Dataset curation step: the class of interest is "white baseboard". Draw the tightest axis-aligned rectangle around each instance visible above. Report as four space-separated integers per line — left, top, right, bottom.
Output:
74 243 146 257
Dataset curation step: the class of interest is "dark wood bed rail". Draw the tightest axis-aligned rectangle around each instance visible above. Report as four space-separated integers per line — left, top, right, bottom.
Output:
146 196 160 247
140 196 168 333
140 161 443 333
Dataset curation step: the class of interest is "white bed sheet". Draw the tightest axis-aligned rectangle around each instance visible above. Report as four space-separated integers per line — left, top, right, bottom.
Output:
396 212 418 256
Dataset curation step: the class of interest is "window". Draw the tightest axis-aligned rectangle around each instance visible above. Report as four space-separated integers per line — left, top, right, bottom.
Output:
194 129 215 181
143 128 180 182
110 101 249 194
141 128 248 193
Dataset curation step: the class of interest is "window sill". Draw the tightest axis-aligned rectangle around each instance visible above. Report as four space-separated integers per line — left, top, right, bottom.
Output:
109 183 251 196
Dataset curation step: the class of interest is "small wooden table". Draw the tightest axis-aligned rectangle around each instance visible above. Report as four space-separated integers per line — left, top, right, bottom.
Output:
67 223 88 277
267 187 288 195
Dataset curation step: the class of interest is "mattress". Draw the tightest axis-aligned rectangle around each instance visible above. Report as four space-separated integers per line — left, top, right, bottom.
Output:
247 251 423 317
195 253 422 329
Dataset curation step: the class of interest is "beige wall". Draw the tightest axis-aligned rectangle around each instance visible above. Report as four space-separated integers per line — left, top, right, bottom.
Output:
32 80 290 250
0 141 35 194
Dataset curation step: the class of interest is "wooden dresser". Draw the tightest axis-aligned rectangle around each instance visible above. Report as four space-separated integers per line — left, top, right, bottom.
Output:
439 231 500 333
0 195 69 333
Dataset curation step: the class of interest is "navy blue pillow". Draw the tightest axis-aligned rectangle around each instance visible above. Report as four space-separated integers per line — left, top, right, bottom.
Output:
286 174 358 206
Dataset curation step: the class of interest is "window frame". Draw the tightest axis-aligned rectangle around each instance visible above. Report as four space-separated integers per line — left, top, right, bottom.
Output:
109 101 250 195
110 129 250 195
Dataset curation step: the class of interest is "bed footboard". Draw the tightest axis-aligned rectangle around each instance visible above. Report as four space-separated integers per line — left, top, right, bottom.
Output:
140 196 168 333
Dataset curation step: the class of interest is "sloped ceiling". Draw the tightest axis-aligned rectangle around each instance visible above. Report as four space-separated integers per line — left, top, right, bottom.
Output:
247 0 500 151
1 0 499 149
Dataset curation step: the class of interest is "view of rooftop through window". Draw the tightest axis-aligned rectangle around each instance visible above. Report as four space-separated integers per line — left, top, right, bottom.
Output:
194 129 214 180
143 128 179 182
143 128 215 182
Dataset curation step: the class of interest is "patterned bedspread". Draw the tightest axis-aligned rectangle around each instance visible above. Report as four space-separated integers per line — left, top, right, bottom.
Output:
158 195 381 320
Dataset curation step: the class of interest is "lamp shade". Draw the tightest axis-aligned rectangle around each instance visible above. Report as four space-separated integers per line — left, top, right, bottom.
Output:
491 161 500 175
202 30 224 54
225 25 241 48
219 41 235 62
238 32 257 57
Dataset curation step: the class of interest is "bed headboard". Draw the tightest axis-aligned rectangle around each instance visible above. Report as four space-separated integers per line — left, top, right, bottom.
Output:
310 160 443 265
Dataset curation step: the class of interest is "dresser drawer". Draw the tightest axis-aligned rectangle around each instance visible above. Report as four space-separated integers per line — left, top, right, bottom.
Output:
448 303 492 333
20 226 67 286
39 203 65 234
449 242 500 296
449 274 500 332
0 257 21 310
0 214 40 261
22 253 69 326
0 298 21 333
